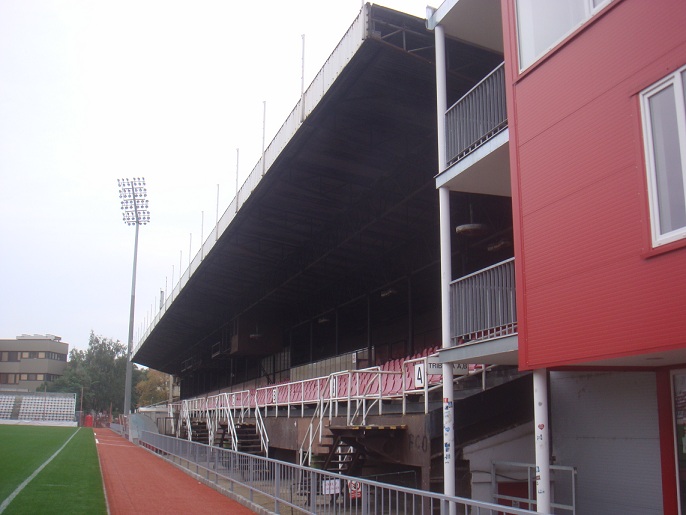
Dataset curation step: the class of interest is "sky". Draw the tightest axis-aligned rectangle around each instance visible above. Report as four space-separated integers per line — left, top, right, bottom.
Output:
0 0 431 352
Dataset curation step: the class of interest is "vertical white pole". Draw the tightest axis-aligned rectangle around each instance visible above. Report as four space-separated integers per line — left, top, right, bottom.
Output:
435 20 455 514
533 369 551 513
262 101 267 175
235 148 240 213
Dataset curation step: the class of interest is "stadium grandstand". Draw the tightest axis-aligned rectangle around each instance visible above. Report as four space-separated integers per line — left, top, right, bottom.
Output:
131 4 528 500
0 391 77 426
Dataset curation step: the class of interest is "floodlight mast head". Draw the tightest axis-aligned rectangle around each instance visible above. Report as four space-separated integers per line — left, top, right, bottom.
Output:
118 177 150 226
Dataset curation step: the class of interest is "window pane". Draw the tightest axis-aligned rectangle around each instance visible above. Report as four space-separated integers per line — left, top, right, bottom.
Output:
648 86 686 235
517 0 586 69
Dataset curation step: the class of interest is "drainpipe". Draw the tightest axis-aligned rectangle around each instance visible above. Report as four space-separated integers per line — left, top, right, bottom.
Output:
434 17 456 510
533 369 551 513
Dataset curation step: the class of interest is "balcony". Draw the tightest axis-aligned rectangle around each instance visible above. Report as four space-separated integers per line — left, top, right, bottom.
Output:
446 62 506 166
442 258 518 365
438 63 510 198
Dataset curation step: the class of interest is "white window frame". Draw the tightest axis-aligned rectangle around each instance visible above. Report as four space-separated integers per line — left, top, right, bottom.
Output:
515 0 612 72
640 65 686 248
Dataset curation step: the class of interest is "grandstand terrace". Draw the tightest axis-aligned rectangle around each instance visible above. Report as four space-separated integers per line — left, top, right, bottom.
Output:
0 392 77 426
132 4 528 497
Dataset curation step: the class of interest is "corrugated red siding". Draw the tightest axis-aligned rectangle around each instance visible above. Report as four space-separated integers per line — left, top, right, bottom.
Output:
504 0 686 368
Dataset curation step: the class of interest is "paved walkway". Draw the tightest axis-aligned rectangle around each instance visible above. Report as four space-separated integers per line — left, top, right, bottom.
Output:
95 429 255 514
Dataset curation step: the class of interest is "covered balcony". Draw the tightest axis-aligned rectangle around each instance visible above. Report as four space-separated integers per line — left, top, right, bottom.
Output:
442 258 518 365
437 61 509 198
431 0 509 198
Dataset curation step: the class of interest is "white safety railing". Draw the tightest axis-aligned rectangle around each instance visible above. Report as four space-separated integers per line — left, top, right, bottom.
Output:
492 461 576 515
254 405 270 458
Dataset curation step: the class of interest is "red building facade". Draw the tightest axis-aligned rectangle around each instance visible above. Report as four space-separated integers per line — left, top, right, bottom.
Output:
502 0 686 512
503 0 686 369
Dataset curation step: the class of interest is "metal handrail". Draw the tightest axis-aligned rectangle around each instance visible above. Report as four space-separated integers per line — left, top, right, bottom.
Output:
492 461 576 515
220 393 238 452
450 257 517 344
253 404 269 458
445 62 507 165
140 431 546 515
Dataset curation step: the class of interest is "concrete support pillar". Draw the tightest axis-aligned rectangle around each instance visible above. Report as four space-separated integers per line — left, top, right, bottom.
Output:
533 368 551 513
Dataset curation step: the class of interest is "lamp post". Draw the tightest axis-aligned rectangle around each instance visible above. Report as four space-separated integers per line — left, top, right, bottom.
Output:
118 177 150 426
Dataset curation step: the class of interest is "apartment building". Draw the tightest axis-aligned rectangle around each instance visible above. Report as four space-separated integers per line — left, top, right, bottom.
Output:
0 334 68 392
431 0 686 512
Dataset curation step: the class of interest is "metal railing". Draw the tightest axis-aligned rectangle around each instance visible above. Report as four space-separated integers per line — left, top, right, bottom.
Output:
450 258 517 345
492 461 576 514
445 62 507 166
139 431 546 515
254 406 270 457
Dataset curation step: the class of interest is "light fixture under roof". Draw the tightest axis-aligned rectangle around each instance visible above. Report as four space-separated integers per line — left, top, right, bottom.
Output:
455 223 489 237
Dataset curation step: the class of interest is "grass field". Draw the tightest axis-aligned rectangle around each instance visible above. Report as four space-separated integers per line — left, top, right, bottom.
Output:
0 426 106 515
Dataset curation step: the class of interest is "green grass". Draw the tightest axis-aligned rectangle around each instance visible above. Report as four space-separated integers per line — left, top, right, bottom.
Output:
0 426 106 515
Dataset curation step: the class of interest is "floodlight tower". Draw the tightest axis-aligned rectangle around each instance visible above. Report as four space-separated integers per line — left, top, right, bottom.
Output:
118 177 150 422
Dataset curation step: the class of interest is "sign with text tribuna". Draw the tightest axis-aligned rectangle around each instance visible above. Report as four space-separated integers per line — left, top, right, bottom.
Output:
414 358 469 388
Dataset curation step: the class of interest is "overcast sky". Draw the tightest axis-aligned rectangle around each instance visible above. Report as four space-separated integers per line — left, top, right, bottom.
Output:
0 1 430 352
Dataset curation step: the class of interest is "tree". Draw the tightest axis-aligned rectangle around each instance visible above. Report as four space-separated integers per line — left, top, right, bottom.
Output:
46 331 145 415
135 368 170 407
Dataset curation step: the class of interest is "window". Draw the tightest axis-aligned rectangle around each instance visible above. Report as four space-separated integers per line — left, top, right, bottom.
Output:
38 352 45 359
0 373 17 384
641 65 686 247
516 0 612 70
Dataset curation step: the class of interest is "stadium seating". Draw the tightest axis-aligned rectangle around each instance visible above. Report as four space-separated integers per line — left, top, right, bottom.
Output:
0 394 13 419
15 394 76 422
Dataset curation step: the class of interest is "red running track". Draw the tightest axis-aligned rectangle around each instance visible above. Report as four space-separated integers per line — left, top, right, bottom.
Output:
95 429 255 514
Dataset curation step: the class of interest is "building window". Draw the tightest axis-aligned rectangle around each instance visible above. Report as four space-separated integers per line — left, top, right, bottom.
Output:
0 373 17 384
516 0 611 70
641 65 686 247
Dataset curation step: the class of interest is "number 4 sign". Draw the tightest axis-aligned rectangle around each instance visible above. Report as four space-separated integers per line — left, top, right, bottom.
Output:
414 363 426 388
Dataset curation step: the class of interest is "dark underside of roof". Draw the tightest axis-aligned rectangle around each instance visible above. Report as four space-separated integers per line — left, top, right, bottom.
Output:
134 6 503 375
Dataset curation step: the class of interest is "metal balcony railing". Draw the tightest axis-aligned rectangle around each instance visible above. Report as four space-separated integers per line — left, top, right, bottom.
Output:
445 62 507 166
450 258 516 345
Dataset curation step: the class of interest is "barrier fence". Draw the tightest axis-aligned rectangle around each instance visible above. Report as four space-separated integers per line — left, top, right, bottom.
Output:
139 431 545 515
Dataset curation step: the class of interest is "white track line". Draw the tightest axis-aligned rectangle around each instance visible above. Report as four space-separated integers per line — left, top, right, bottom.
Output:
0 428 81 514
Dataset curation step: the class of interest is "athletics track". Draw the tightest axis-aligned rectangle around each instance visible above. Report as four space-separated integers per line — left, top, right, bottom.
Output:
95 428 255 514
